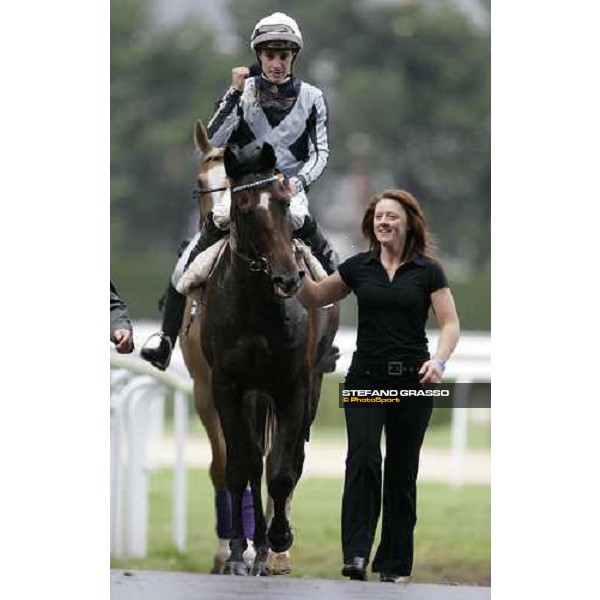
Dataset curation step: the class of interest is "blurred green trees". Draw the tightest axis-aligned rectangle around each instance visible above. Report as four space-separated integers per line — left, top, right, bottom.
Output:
111 0 490 326
111 0 238 254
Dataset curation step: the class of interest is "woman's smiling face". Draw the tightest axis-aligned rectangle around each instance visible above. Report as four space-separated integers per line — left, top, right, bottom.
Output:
373 198 408 247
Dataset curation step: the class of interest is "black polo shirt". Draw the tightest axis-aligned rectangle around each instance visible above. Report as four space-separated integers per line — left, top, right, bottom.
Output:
338 251 448 362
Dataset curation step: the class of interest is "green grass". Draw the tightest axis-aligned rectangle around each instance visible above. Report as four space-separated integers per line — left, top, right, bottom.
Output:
111 469 490 585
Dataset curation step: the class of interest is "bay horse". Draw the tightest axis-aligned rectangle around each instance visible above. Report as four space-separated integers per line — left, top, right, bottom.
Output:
179 121 340 575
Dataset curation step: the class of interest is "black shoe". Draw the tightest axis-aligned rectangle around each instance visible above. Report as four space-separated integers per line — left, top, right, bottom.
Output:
140 333 173 371
379 572 409 583
341 557 368 581
295 216 339 275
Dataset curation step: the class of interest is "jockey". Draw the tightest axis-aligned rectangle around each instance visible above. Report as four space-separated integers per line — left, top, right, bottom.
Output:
141 12 339 371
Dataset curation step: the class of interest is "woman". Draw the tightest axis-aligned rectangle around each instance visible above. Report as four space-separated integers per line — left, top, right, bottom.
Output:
297 189 460 583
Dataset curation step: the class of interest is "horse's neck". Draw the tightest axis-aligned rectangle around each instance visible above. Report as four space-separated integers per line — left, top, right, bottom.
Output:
222 254 279 320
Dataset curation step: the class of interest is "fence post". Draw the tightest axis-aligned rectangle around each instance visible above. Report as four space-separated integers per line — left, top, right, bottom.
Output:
450 377 472 487
173 390 188 552
110 401 125 557
126 385 153 557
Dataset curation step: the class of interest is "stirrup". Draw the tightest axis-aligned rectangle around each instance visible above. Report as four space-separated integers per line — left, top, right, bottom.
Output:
140 333 173 371
141 331 170 350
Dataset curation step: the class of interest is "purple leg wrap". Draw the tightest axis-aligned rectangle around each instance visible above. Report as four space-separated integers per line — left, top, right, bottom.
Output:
215 490 232 539
242 488 255 540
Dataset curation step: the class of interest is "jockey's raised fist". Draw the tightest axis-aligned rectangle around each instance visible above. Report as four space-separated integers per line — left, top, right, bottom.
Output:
232 67 250 91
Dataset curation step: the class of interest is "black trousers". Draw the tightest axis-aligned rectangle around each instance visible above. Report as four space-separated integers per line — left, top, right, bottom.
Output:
341 371 432 575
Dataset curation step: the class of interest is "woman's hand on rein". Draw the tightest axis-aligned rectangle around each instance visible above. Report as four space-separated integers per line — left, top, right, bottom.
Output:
418 359 444 384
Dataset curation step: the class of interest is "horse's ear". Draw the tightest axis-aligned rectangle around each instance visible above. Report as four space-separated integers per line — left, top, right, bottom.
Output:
224 145 239 178
261 143 277 170
194 120 212 154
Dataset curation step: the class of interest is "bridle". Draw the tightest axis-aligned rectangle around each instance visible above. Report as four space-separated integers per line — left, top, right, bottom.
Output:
196 173 284 276
231 244 272 275
229 215 274 278
194 174 282 197
193 170 298 292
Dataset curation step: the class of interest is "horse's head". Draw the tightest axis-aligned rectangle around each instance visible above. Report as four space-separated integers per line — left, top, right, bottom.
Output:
194 120 229 217
225 143 304 298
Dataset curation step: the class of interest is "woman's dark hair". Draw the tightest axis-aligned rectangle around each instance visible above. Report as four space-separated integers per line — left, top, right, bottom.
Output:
361 189 437 260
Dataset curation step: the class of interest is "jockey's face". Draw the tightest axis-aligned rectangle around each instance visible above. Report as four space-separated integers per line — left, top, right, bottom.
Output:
374 198 408 249
258 49 294 84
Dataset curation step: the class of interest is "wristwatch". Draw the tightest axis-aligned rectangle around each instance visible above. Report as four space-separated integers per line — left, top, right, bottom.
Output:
433 356 446 372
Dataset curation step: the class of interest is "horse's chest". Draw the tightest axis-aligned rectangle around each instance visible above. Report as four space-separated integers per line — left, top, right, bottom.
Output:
220 334 299 383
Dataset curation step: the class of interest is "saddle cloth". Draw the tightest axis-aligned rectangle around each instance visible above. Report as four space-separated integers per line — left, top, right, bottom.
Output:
175 238 327 297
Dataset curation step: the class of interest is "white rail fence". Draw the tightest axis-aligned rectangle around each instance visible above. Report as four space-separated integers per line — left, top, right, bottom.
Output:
110 325 490 559
110 357 192 558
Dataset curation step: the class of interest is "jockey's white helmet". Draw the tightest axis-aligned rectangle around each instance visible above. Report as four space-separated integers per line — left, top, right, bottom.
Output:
250 13 303 52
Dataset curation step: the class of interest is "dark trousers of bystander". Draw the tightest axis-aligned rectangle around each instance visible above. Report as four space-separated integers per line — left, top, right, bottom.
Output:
341 371 433 576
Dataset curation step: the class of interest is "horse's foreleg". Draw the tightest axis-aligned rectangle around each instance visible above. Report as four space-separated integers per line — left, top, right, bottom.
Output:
266 389 307 553
248 475 269 576
265 490 294 575
211 380 248 577
220 450 249 577
240 390 271 575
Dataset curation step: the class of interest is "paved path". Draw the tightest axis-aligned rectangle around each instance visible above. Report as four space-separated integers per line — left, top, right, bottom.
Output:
111 570 491 600
148 436 491 483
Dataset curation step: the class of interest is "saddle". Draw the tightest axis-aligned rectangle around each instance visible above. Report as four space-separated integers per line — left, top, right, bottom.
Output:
175 237 327 299
176 237 228 298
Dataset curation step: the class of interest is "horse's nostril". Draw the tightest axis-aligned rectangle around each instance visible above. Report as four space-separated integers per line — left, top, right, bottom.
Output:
272 274 300 295
299 270 305 279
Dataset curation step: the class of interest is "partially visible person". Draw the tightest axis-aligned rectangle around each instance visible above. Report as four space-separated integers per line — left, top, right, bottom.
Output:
296 189 460 583
141 11 338 371
110 281 134 354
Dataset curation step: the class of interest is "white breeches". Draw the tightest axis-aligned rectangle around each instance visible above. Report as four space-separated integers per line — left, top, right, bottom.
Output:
212 189 309 231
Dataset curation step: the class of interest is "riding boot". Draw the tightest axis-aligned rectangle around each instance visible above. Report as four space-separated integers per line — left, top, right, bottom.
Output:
294 215 339 275
140 283 186 371
140 213 226 371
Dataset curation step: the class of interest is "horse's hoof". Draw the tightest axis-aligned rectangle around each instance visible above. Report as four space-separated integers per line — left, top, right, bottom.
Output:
210 539 230 574
267 550 292 575
267 528 294 553
210 559 224 575
249 559 270 576
249 544 270 576
223 559 248 576
243 539 256 569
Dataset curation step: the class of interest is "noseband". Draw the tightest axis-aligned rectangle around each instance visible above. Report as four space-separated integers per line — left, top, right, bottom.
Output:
231 246 272 275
